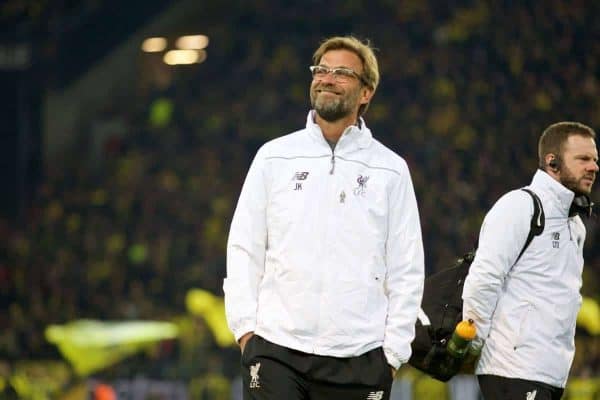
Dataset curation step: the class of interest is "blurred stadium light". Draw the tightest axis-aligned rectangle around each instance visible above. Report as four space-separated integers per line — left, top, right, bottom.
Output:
175 34 209 50
141 37 167 53
163 49 206 65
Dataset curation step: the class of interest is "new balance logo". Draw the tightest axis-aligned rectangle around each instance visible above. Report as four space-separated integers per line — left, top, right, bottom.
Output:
366 391 384 400
292 172 308 191
526 390 537 400
552 232 560 248
249 362 261 389
293 171 309 181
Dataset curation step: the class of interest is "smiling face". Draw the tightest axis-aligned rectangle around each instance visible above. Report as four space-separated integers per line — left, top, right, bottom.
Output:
558 135 598 195
309 49 373 123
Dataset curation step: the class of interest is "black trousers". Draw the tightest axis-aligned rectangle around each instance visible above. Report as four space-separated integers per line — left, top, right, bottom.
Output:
478 374 564 400
241 335 394 400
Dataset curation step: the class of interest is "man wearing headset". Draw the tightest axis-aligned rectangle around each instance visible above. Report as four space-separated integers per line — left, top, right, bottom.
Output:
463 122 598 400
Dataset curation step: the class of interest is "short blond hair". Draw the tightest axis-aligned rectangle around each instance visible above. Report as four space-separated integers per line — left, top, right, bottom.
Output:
312 36 380 116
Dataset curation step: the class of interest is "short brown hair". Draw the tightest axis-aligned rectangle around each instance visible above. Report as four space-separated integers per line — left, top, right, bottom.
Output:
312 36 380 116
538 121 596 170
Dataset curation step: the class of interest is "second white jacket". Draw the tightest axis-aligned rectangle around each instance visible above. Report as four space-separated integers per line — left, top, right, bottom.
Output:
224 111 424 368
462 170 586 388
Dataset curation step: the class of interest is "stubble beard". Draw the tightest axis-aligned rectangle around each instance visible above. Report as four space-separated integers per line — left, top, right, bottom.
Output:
310 85 360 122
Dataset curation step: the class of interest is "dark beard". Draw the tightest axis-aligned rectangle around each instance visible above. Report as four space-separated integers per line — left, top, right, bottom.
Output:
560 171 590 196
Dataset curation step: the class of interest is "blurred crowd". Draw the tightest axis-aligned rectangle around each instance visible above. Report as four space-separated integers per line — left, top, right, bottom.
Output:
1 0 600 398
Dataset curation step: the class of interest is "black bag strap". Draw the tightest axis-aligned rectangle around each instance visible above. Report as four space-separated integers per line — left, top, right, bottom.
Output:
517 188 545 263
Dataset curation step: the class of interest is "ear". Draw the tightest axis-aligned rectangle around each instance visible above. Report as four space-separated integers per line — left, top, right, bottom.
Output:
359 86 374 106
545 153 560 173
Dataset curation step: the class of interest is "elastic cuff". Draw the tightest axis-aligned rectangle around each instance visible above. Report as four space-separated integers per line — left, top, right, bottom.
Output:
383 348 404 370
471 337 484 351
233 321 256 342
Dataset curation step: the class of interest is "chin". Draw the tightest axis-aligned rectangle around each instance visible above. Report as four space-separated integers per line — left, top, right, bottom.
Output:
580 181 596 194
575 186 592 196
315 106 349 122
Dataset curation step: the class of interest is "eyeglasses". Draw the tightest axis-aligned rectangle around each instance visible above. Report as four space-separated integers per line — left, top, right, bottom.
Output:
309 65 366 84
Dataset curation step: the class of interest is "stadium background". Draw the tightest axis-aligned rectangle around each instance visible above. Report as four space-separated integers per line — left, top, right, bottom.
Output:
1 0 599 398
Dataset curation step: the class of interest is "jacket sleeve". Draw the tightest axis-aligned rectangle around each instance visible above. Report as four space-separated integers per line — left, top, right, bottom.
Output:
462 190 533 349
383 163 425 369
223 147 268 341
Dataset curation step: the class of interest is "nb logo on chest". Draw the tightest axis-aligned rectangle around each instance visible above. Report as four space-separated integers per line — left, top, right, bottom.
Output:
552 232 560 248
292 171 309 191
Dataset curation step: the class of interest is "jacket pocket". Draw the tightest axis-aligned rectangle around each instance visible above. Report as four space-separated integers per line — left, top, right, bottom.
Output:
513 302 533 350
366 259 386 317
553 297 581 341
369 255 386 282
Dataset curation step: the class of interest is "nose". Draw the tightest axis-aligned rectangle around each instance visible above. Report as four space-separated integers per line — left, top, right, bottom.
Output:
316 71 337 84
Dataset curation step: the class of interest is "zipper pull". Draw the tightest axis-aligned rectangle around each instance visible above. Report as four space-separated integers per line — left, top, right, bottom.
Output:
568 220 573 241
330 154 335 174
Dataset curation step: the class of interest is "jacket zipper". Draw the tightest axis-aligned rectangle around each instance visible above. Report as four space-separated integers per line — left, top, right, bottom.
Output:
329 152 335 174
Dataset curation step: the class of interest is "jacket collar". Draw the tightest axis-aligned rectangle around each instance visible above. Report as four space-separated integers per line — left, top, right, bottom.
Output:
530 169 575 217
305 110 373 151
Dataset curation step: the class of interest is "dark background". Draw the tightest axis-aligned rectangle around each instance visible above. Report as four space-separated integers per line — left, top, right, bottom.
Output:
0 0 598 398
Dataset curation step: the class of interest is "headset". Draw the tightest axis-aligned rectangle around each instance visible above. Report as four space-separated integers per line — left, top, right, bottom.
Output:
547 155 561 171
570 194 595 218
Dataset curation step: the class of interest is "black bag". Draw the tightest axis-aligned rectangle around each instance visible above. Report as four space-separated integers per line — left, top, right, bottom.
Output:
408 188 544 381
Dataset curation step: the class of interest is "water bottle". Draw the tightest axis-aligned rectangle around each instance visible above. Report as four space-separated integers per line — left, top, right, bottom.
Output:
447 319 477 359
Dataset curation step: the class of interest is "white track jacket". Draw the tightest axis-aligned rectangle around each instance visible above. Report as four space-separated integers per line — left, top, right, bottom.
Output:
224 111 424 368
463 170 586 388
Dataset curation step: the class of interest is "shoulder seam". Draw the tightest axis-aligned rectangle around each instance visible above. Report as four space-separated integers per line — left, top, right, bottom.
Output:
336 156 402 176
264 155 330 161
263 155 403 176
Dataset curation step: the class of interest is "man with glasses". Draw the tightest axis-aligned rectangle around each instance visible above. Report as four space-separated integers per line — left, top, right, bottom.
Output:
224 36 424 400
